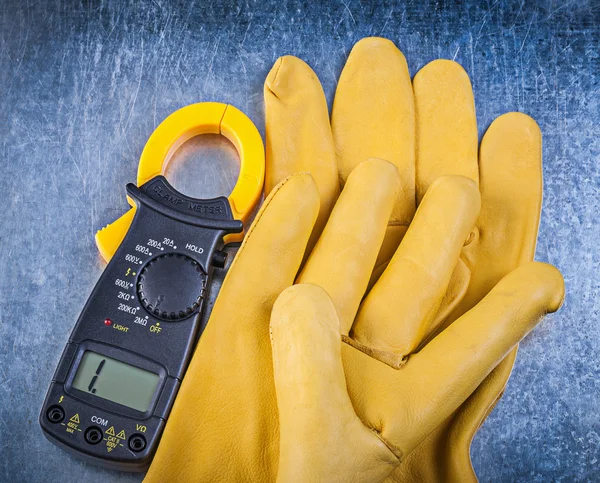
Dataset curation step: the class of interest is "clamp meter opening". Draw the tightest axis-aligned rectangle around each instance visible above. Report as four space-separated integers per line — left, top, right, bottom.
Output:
39 103 265 472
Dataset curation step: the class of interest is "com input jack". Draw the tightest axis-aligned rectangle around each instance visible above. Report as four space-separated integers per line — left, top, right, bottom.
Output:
128 433 146 452
46 405 65 424
84 426 103 445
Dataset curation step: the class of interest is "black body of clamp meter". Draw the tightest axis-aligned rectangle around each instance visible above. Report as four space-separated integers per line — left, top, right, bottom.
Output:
39 176 242 471
38 102 264 472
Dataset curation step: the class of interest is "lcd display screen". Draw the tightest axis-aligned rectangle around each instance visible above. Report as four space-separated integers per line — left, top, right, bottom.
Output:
72 351 160 412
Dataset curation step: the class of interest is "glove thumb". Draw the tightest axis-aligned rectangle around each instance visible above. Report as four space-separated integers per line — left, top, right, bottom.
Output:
270 284 398 483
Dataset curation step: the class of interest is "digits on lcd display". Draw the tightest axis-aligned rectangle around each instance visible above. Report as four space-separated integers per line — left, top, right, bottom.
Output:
72 351 159 412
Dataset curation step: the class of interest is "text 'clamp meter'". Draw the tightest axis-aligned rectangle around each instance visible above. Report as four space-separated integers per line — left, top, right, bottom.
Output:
39 102 264 471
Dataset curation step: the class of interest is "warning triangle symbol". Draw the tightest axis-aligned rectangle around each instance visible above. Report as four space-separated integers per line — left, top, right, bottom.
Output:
105 426 115 436
116 429 126 439
69 413 80 424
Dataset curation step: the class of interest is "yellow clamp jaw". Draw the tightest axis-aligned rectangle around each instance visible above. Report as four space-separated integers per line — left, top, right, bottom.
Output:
95 102 265 261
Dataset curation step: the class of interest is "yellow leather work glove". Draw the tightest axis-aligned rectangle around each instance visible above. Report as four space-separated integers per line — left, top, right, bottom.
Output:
264 37 552 481
265 172 562 483
144 166 563 483
144 36 561 481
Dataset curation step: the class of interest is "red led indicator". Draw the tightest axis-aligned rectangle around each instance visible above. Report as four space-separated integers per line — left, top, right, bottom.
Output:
104 318 113 326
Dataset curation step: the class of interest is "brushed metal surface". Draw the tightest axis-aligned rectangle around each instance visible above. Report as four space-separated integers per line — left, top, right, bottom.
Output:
0 1 598 481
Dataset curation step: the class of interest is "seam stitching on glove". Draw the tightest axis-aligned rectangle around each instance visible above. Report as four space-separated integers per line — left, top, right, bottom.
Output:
367 426 404 461
342 335 408 370
268 58 285 97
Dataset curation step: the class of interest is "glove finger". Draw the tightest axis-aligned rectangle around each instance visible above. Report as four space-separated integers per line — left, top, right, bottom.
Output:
448 113 543 322
413 59 479 203
212 173 320 328
332 37 416 266
264 56 339 250
298 158 400 334
411 59 479 338
392 262 564 455
270 284 398 482
419 258 471 346
349 175 480 367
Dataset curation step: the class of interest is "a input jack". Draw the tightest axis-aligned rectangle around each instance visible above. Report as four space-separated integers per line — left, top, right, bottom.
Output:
84 426 103 445
46 405 65 424
128 433 147 452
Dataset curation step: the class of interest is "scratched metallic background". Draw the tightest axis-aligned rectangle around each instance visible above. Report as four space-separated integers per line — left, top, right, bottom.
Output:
0 0 598 481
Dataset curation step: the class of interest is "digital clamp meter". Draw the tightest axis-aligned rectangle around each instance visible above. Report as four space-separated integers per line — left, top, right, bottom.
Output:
39 103 265 471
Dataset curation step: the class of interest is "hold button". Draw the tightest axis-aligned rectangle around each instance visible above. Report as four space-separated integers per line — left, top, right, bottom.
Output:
212 250 227 268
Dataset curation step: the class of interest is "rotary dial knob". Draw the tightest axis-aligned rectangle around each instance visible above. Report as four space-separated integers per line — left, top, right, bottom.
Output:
137 253 206 320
